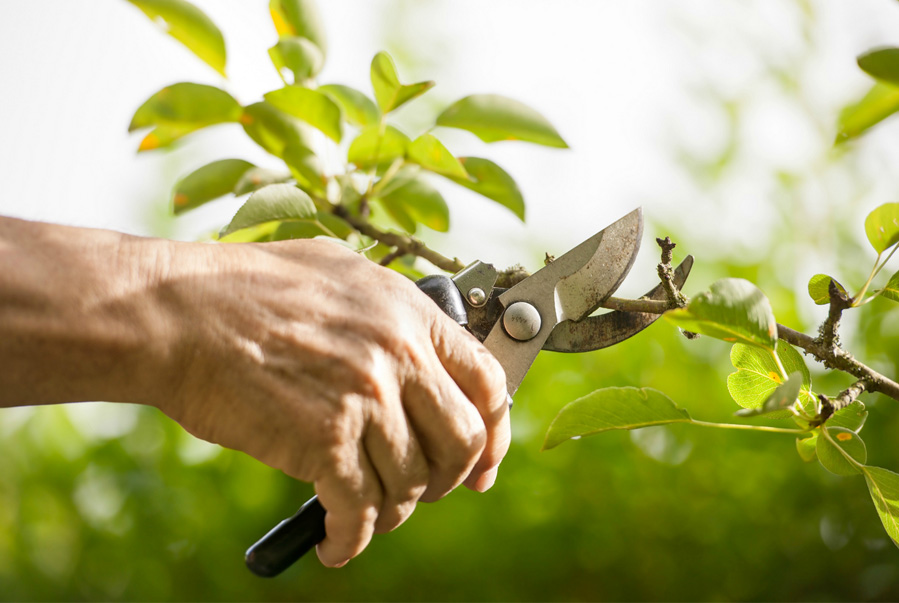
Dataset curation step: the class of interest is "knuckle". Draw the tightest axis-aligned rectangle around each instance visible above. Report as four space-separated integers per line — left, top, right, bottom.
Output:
395 473 429 505
375 500 417 534
474 349 507 404
434 428 486 478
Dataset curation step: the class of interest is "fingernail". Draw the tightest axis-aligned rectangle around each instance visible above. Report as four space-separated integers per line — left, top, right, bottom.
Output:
506 393 514 410
333 559 349 568
475 466 499 492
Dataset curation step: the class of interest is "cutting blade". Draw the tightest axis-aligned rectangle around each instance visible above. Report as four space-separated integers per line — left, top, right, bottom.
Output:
483 208 643 394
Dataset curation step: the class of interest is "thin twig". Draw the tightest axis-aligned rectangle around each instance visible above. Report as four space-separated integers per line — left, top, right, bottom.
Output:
333 206 464 273
379 248 405 267
817 279 852 350
656 237 688 308
818 379 868 422
602 296 672 314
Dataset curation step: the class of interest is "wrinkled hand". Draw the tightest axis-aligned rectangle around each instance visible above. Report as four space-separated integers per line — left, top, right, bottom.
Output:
158 239 510 567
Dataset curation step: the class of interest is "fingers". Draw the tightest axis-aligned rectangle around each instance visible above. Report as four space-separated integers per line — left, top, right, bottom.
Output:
314 438 382 568
363 401 430 534
430 318 511 492
402 364 488 503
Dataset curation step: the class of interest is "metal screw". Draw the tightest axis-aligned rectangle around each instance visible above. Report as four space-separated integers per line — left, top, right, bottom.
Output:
502 302 542 341
467 287 487 307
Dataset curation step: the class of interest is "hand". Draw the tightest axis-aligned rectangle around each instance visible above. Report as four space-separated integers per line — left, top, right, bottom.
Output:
156 238 510 567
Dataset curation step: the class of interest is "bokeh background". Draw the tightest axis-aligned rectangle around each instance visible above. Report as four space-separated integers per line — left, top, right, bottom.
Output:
2 1 899 600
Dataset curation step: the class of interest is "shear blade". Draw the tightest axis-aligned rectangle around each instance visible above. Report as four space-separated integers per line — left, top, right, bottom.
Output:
543 255 694 353
483 208 644 394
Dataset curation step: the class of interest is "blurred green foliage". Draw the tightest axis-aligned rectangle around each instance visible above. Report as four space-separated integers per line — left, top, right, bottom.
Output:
3 1 899 601
2 286 898 600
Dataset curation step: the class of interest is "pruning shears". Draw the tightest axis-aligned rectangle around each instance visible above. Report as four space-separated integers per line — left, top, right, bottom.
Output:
245 207 693 577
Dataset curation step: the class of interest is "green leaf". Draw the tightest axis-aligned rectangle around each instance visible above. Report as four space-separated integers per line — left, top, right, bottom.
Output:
234 168 292 196
449 157 525 221
127 0 227 76
134 124 198 151
858 48 899 87
129 83 242 151
347 125 410 170
407 134 468 180
436 94 568 148
828 402 868 433
817 427 867 476
173 159 254 214
318 84 380 128
272 212 353 241
807 274 848 305
269 0 327 58
264 86 343 143
269 36 323 84
865 203 899 253
370 51 435 113
542 387 692 451
836 82 899 143
734 371 803 418
221 184 316 236
863 466 899 547
376 176 449 233
240 101 315 158
282 142 324 196
796 435 818 462
727 342 814 417
217 222 281 243
665 278 778 350
876 270 899 302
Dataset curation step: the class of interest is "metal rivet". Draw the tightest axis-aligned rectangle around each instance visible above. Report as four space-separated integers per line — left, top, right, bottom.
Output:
502 302 542 341
467 287 487 307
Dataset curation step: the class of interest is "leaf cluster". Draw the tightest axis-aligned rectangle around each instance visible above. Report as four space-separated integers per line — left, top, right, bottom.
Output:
126 0 568 268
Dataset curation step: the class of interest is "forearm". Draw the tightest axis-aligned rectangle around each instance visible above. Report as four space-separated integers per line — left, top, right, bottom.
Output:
0 217 179 408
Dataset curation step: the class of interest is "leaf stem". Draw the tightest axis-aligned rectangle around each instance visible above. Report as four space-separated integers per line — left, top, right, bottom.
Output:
370 158 405 196
877 241 899 275
853 251 882 306
690 420 807 435
311 219 339 239
771 349 789 382
820 425 865 470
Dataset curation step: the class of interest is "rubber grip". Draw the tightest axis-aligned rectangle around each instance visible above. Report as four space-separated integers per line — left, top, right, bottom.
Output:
245 276 469 577
245 496 326 577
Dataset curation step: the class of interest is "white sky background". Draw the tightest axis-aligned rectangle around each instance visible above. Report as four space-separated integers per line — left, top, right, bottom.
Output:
1 1 899 300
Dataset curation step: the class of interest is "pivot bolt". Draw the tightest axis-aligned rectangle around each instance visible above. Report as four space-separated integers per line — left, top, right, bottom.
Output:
467 287 487 307
502 302 542 341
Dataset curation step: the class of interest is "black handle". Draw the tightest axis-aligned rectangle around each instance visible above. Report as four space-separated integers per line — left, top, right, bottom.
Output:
245 275 468 577
245 495 326 577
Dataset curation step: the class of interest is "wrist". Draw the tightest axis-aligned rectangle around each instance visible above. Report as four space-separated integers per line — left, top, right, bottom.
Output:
0 218 186 408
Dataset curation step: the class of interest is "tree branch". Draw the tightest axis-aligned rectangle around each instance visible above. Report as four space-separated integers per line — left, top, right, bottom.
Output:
592 293 899 403
333 206 465 273
816 279 852 350
818 379 868 422
602 296 672 314
775 325 899 401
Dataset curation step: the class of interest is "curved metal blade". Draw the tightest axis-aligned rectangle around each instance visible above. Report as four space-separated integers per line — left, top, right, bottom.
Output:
483 208 644 394
543 255 693 353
